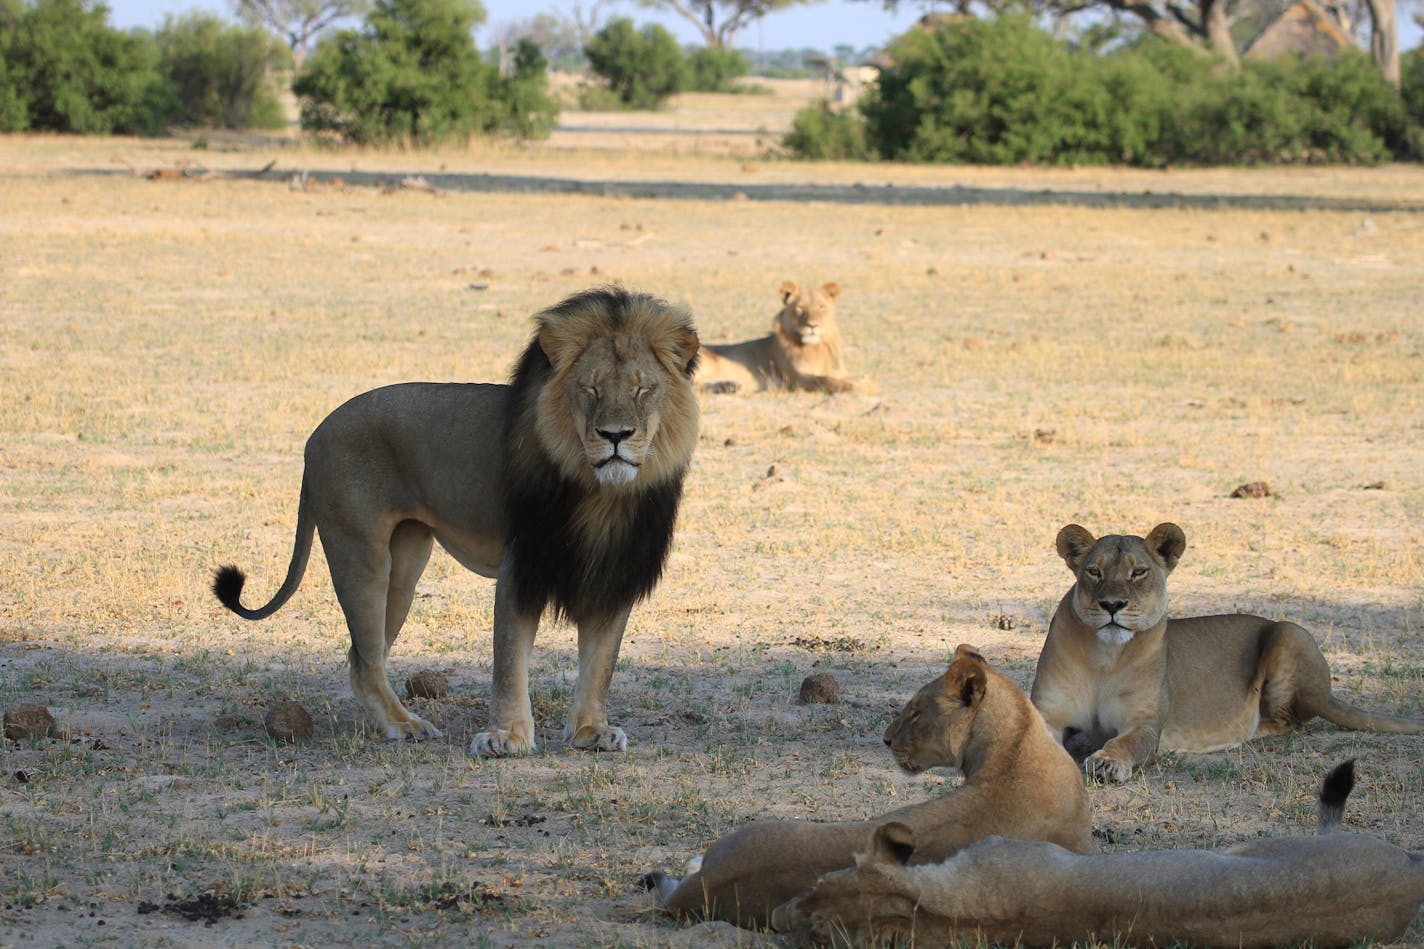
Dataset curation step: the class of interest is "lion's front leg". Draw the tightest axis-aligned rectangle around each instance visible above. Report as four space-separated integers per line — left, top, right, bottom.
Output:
1085 723 1159 783
565 605 632 752
470 563 539 758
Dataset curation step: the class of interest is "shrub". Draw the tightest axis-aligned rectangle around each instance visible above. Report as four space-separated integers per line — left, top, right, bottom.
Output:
784 101 869 159
0 0 176 134
295 0 555 145
1404 47 1424 130
157 12 289 130
494 37 559 139
688 45 748 92
583 17 688 109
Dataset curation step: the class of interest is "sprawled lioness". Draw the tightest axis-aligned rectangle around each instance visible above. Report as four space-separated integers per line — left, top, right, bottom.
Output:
644 646 1092 930
695 280 875 394
1032 523 1424 782
772 760 1424 948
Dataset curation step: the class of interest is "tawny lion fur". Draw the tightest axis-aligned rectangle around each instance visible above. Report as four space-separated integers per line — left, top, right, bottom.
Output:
1031 522 1424 782
695 280 875 394
773 760 1424 949
645 646 1092 930
213 287 700 757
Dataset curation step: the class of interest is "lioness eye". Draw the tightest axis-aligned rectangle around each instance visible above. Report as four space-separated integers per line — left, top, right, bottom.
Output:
1130 567 1148 579
1085 567 1101 580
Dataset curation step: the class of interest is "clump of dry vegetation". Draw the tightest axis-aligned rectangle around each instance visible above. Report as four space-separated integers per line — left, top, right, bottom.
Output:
1 114 1422 947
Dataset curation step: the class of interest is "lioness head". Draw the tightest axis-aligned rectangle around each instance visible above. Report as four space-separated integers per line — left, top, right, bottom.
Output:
532 288 700 489
883 644 988 774
775 280 840 347
770 821 920 939
1057 523 1186 645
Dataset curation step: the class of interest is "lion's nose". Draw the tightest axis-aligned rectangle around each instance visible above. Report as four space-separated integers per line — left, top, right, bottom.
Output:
598 427 634 447
1100 599 1126 615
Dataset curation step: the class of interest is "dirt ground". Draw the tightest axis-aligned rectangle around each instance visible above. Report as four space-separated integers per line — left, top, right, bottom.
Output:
2 84 1423 948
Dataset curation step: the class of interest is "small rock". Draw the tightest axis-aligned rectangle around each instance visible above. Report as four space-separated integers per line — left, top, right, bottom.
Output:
1230 481 1271 499
212 713 246 732
4 704 56 741
406 669 449 700
264 701 314 743
798 673 840 705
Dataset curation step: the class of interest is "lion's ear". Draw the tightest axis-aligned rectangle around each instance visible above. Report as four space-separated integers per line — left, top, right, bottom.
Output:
778 280 799 304
864 822 916 867
1056 524 1097 573
821 282 841 299
536 324 575 370
945 648 988 709
1145 522 1186 573
672 327 700 377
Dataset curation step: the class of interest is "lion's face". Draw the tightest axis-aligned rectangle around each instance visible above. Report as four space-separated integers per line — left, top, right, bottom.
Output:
1058 523 1186 645
533 290 700 492
883 648 987 774
776 281 840 347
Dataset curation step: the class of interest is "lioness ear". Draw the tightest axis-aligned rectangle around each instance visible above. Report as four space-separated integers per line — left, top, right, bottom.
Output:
945 648 988 708
865 821 916 867
778 280 799 304
820 282 841 299
1056 524 1097 573
1145 522 1186 573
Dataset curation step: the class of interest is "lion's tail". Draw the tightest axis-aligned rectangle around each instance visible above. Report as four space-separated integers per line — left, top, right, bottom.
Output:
1322 696 1424 735
1317 758 1355 834
212 473 314 621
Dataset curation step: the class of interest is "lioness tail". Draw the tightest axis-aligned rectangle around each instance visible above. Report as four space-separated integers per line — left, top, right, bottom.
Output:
212 475 315 621
1323 697 1424 735
1317 758 1355 834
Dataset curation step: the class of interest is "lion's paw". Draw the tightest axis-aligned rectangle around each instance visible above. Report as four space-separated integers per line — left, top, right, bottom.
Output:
382 716 441 741
567 723 628 752
1084 750 1133 783
469 729 536 757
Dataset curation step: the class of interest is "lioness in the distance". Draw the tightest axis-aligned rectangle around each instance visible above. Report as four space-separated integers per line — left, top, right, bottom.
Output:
644 646 1092 930
695 280 875 394
772 759 1424 948
1032 523 1424 782
213 288 700 757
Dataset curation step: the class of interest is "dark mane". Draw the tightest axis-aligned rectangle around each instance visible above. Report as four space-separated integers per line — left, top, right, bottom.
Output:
501 288 688 624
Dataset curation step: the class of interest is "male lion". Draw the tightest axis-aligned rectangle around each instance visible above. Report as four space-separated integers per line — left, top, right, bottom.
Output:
772 760 1424 948
1031 523 1424 782
643 646 1092 930
212 287 700 757
694 280 875 394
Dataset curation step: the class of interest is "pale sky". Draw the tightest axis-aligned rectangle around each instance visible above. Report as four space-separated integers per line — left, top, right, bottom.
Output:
107 0 935 52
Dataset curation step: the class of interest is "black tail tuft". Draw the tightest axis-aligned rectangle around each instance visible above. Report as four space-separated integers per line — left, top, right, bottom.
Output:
212 565 247 611
1317 758 1356 834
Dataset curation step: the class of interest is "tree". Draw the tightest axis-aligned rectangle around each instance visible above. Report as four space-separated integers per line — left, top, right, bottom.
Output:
635 0 817 48
233 0 368 65
494 12 583 72
158 12 290 128
584 16 689 107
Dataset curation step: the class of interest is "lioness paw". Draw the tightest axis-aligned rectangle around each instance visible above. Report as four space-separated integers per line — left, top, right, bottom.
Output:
567 723 628 752
382 715 441 741
1084 750 1134 783
470 729 536 757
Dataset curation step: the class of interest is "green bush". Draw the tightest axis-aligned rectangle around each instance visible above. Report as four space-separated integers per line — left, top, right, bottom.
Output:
787 15 1419 166
0 0 176 134
583 17 688 109
295 0 556 145
688 45 747 92
1405 47 1424 130
157 13 289 130
783 101 868 160
495 37 559 139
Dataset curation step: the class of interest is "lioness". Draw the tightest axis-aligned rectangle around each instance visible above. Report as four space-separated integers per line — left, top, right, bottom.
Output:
644 646 1092 930
695 280 875 394
1032 523 1424 782
213 288 700 757
772 760 1424 948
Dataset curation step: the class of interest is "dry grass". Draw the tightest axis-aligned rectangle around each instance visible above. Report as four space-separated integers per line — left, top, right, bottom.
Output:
2 101 1423 948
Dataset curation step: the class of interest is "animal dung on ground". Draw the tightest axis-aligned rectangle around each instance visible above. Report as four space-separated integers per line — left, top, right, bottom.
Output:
1230 480 1271 498
4 704 56 740
406 669 449 699
799 673 841 705
264 701 314 743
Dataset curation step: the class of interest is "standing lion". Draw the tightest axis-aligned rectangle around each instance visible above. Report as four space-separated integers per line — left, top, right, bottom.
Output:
213 287 701 757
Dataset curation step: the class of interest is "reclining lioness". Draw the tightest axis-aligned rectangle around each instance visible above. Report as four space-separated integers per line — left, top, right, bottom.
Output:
773 760 1424 948
1031 522 1424 782
644 646 1092 930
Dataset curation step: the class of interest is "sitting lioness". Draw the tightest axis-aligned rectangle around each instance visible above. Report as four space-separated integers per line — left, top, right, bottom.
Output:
644 646 1092 930
695 280 875 394
1031 523 1424 782
772 760 1424 948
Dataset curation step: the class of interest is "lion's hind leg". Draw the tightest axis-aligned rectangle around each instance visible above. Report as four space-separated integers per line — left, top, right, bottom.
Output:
327 525 440 741
1255 621 1332 736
